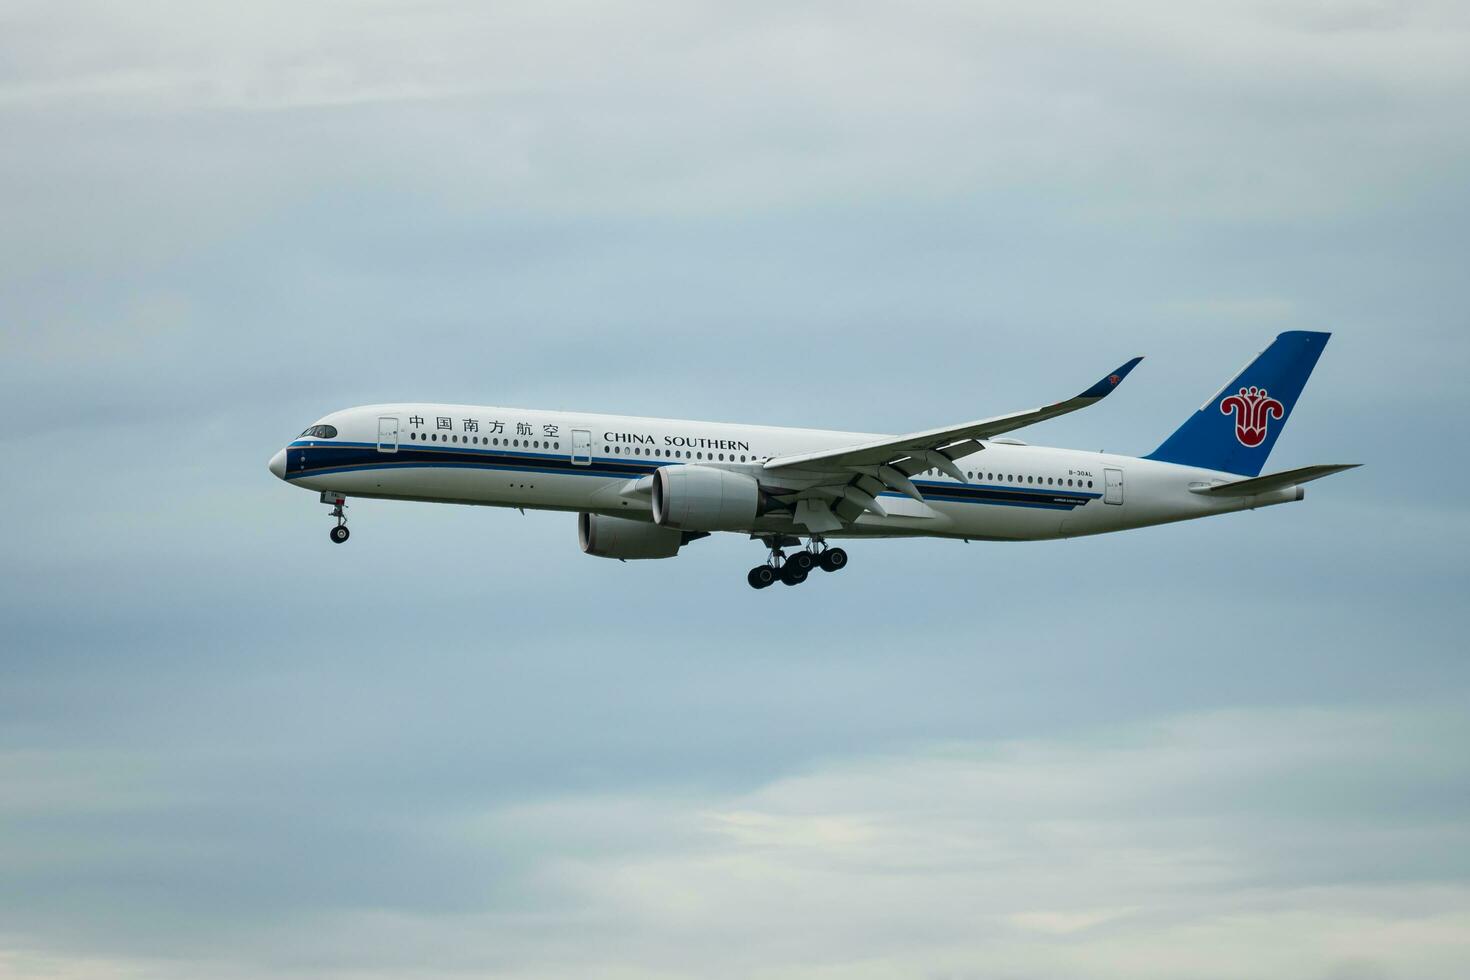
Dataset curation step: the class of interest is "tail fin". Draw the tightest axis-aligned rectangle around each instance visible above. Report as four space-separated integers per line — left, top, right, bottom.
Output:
1145 331 1330 476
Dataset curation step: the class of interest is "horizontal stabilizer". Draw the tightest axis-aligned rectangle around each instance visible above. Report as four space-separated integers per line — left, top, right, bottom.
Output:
1192 463 1360 497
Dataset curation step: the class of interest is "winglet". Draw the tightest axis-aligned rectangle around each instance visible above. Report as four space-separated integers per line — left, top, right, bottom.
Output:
1075 356 1144 400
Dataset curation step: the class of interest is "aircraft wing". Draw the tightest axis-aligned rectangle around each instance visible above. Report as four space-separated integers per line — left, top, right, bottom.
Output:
761 355 1143 531
765 356 1143 475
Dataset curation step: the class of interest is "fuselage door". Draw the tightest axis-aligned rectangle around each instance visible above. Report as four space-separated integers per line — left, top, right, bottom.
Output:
377 416 400 454
571 428 592 466
1104 467 1123 505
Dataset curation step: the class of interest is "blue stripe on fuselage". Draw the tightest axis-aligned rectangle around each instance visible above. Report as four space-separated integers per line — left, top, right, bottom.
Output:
282 443 1097 510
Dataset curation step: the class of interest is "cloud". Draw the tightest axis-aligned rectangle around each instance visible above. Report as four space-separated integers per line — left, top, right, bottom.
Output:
400 704 1470 979
6 705 1466 978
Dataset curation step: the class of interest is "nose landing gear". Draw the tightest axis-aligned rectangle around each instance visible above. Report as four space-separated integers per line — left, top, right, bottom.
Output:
322 491 350 544
747 538 848 589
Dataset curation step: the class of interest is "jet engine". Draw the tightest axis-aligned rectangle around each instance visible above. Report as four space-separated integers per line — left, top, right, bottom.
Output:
578 512 687 559
652 465 764 531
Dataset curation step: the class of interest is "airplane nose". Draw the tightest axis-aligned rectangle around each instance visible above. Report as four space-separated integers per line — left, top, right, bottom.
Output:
268 448 287 480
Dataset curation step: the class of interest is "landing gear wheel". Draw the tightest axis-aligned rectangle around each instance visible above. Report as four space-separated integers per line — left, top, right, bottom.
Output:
780 564 808 586
747 565 776 590
819 547 848 572
786 550 815 574
330 525 350 544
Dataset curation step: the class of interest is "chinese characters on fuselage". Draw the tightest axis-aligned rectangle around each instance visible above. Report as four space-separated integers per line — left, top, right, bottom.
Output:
407 415 558 438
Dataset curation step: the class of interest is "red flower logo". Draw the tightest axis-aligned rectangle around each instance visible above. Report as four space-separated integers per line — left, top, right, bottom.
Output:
1220 386 1285 448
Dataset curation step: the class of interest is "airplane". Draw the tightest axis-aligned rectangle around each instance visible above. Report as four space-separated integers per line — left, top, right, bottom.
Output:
267 331 1357 589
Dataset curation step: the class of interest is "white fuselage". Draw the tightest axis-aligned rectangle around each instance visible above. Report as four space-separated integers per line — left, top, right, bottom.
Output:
273 404 1300 542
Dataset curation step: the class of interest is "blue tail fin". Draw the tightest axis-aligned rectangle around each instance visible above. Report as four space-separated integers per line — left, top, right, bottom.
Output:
1145 331 1330 476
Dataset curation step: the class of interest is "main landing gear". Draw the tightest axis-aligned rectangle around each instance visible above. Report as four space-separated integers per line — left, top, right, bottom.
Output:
747 538 848 590
323 491 350 544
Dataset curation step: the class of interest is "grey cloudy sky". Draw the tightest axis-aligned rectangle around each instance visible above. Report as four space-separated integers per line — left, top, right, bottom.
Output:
2 1 1468 977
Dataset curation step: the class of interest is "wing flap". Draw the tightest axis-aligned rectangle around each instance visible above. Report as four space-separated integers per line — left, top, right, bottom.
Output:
793 498 844 533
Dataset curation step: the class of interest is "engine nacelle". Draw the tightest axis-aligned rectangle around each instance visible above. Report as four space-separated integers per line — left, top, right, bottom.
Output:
578 512 685 560
652 465 762 531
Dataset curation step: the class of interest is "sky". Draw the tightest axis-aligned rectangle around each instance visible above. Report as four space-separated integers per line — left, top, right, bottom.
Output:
2 1 1469 977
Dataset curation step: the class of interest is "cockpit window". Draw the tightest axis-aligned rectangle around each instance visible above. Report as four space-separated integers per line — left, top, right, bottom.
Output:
299 424 338 439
